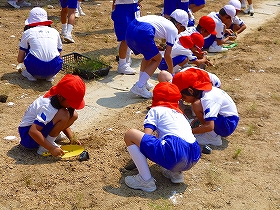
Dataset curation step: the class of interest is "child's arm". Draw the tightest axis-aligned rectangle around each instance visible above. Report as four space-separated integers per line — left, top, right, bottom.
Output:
17 49 25 63
29 124 64 157
192 120 214 134
63 127 81 145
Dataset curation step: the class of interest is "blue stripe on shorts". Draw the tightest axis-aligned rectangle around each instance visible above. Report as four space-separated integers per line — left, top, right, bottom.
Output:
140 134 201 172
18 121 54 149
126 19 159 60
24 54 63 79
111 3 139 41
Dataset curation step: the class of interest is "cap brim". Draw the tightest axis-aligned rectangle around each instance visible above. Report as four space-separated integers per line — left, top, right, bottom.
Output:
28 20 53 27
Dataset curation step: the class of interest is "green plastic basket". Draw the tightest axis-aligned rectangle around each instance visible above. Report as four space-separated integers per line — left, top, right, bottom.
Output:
62 52 111 80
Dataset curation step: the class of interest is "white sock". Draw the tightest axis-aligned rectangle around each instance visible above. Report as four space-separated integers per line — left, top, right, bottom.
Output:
62 23 67 31
77 1 81 7
67 24 73 34
249 4 253 10
46 135 56 144
173 65 181 72
127 145 152 181
119 58 126 66
137 72 150 88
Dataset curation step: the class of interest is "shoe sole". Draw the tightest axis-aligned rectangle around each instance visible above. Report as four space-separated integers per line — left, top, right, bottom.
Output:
64 37 75 43
125 180 156 192
130 88 152 99
117 71 136 75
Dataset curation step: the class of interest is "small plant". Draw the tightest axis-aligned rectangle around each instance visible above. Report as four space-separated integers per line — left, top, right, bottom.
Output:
247 124 256 136
233 149 242 159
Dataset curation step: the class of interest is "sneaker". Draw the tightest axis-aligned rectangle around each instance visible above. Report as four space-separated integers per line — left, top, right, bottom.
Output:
56 132 68 141
244 8 254 15
145 82 154 91
8 1 20 8
75 9 80 18
125 174 156 192
162 168 184 183
194 132 222 146
61 29 67 37
37 142 60 156
78 7 86 16
21 69 37 81
64 34 75 43
46 76 55 82
208 45 228 53
130 83 153 99
117 63 136 75
17 0 31 7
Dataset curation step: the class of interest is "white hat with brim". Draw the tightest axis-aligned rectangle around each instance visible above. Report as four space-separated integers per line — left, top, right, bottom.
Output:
170 9 189 28
25 7 53 26
223 5 236 20
228 0 241 10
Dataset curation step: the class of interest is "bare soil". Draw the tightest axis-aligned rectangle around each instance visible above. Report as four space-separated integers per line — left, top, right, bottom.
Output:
0 0 280 209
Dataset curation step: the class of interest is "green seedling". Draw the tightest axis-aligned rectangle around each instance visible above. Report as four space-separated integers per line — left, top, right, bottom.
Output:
233 149 241 159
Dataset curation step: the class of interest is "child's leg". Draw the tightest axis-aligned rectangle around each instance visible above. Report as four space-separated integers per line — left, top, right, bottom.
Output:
124 129 152 180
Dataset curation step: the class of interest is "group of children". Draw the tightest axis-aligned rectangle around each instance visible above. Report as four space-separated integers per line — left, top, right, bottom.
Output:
17 0 242 193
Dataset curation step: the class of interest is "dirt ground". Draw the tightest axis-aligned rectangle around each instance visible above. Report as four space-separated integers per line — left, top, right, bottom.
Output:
0 0 280 209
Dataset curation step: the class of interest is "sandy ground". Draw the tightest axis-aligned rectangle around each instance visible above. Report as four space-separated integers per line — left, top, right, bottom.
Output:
0 0 280 209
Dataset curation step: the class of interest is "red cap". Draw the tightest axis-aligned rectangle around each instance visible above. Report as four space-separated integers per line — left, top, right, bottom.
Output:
199 16 217 35
172 68 212 92
179 33 204 53
44 74 86 109
151 82 182 113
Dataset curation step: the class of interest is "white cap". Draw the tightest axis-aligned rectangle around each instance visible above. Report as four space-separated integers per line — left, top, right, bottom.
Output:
25 7 53 26
223 5 236 18
228 0 241 10
170 9 189 28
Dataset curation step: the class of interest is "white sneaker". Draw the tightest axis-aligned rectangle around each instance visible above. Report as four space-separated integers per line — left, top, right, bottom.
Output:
130 83 153 99
78 7 86 16
162 168 184 183
194 132 222 146
17 0 31 7
21 69 37 81
56 132 68 141
244 8 254 15
64 34 75 43
145 82 154 91
125 174 156 192
117 63 136 75
37 142 60 156
46 75 55 82
208 45 228 53
61 29 67 37
75 9 80 18
8 1 20 8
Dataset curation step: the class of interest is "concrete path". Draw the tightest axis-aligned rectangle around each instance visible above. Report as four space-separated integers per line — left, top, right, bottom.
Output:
72 0 280 134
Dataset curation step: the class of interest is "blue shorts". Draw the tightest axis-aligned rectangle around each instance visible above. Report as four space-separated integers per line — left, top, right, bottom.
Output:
24 54 63 79
214 115 239 137
164 0 189 16
189 0 205 6
126 19 158 60
203 34 216 49
111 3 140 41
158 55 187 70
140 134 201 172
18 121 54 149
60 0 77 9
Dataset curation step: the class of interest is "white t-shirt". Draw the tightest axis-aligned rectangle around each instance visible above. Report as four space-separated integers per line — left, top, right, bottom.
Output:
207 12 225 40
137 15 178 46
19 26 62 62
201 87 238 121
170 41 197 61
144 106 196 143
232 15 244 26
19 96 58 127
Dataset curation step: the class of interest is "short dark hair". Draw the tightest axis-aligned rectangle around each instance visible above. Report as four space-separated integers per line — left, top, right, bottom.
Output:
181 87 203 99
219 8 227 16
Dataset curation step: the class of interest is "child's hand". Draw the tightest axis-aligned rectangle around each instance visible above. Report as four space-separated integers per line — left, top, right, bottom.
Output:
70 138 82 145
50 147 65 157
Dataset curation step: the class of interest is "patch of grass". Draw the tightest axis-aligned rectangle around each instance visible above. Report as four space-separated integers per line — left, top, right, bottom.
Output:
148 199 173 210
247 124 256 136
205 164 221 186
233 149 242 159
